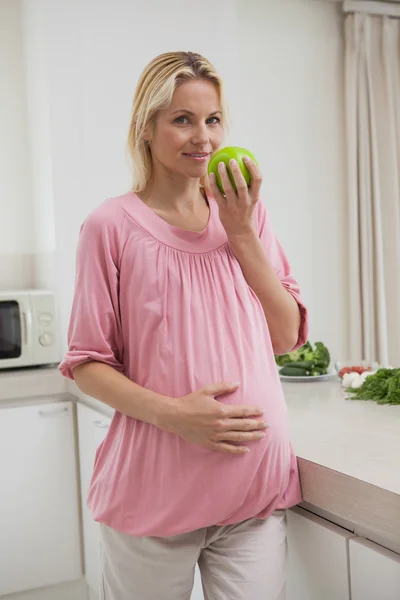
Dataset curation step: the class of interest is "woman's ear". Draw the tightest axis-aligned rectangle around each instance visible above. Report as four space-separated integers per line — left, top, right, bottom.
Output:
142 122 153 145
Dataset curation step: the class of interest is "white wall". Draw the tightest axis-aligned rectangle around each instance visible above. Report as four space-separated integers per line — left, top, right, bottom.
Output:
0 0 35 288
7 0 347 360
22 0 242 357
20 2 55 289
236 0 347 359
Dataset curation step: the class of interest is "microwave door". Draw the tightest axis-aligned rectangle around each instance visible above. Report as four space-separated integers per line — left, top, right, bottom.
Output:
0 297 33 366
0 301 22 359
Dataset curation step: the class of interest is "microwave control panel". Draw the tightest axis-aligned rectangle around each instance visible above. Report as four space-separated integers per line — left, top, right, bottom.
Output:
30 292 59 363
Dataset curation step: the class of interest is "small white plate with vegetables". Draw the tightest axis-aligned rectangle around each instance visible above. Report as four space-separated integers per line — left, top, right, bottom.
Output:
276 341 335 382
279 368 337 383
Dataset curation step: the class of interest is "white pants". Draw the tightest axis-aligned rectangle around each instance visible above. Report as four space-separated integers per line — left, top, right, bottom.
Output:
99 510 287 600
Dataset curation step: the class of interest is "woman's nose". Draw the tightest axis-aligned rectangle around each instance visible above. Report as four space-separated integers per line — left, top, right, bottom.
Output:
191 124 209 145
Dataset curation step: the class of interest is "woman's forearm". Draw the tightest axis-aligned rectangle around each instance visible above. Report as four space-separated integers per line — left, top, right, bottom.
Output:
228 229 301 354
73 361 174 427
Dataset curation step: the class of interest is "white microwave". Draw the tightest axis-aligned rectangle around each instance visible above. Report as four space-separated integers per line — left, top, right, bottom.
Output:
0 290 59 370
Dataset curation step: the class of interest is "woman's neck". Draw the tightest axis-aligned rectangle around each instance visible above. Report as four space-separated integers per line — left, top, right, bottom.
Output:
138 175 206 214
136 175 210 232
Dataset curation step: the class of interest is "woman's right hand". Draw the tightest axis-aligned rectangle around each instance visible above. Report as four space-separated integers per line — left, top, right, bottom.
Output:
161 382 269 455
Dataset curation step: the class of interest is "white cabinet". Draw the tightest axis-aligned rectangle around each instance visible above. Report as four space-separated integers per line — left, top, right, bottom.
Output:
0 400 81 596
287 507 353 600
350 537 400 600
77 403 111 596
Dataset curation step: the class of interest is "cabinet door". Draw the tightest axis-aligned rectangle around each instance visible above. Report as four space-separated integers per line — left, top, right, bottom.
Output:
287 507 353 600
77 403 111 595
350 537 400 600
0 401 81 596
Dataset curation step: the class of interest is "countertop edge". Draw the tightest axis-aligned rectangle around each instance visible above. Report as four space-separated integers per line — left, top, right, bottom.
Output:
297 457 400 554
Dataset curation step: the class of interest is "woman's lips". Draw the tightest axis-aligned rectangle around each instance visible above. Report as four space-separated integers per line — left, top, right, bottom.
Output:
183 152 211 162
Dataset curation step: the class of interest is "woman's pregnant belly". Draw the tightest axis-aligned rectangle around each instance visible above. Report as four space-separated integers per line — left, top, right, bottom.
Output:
91 255 295 535
88 350 293 537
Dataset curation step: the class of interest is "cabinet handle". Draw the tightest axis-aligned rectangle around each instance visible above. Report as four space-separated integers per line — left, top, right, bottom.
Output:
38 406 69 417
93 419 109 429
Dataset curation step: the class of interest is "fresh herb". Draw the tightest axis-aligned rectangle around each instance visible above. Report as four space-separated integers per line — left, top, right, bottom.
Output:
347 368 400 405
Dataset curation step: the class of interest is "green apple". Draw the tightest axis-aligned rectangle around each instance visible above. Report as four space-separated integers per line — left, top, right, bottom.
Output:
207 146 258 193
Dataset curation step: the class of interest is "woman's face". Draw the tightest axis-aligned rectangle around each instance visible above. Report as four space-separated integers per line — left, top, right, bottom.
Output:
146 79 224 181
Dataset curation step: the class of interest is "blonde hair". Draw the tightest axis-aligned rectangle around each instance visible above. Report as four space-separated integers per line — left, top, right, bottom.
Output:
127 51 228 192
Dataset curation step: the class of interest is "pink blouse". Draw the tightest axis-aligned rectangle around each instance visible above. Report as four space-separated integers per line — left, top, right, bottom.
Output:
59 191 308 537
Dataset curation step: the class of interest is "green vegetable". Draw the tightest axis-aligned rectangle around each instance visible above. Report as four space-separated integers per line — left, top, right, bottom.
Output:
279 366 311 376
314 342 331 370
287 360 318 369
275 341 313 367
347 368 400 405
280 364 327 377
311 366 327 375
275 341 331 373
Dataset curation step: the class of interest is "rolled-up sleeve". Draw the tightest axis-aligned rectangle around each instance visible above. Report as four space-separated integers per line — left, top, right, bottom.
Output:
255 200 309 351
59 211 125 380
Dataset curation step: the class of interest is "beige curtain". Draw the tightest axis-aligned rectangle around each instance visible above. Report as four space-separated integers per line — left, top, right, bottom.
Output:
345 12 400 365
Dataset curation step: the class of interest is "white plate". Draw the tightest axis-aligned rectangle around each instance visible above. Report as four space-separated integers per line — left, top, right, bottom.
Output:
279 367 337 383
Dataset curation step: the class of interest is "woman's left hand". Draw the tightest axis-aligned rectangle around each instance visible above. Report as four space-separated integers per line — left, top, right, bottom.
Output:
207 156 262 238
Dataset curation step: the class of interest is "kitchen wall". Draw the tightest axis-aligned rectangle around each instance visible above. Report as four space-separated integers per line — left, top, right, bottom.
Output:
19 0 242 360
20 0 56 291
0 0 35 289
236 0 347 360
3 0 347 361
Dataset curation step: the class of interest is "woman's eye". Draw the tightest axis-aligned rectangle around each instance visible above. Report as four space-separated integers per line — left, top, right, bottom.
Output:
175 116 189 125
174 116 221 125
207 117 221 125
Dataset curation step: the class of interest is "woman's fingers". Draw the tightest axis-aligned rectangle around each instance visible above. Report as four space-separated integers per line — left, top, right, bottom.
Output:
222 403 267 419
208 172 226 205
214 158 261 206
209 158 262 199
229 159 248 197
243 156 263 202
214 430 266 443
218 160 247 203
208 442 250 455
216 161 235 200
218 417 269 432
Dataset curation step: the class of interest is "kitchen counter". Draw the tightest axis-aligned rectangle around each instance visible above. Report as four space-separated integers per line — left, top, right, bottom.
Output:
284 378 400 495
1 367 399 552
283 378 400 552
0 365 67 405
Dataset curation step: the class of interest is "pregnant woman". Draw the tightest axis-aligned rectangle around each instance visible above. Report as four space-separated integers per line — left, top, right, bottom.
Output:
60 50 308 600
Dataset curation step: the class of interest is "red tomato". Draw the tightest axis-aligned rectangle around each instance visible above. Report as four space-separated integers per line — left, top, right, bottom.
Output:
339 365 372 378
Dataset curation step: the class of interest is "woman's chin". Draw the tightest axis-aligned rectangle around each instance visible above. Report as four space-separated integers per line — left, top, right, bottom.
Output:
183 165 209 179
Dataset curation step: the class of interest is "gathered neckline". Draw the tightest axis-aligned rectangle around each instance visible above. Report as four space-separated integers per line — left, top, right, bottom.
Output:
132 191 213 236
120 191 228 254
